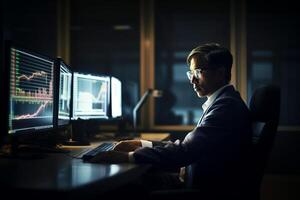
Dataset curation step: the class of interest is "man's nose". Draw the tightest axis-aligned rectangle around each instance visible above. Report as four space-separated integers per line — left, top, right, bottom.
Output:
190 75 197 84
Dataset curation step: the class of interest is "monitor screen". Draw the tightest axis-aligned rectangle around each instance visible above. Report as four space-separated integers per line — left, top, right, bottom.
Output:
58 60 72 126
73 73 110 119
111 77 122 118
8 45 54 134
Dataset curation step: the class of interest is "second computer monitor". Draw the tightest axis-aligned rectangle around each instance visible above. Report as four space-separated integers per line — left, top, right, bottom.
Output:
73 73 110 119
57 59 72 126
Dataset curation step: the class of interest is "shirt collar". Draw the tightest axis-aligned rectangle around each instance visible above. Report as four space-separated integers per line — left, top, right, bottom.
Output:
202 84 231 112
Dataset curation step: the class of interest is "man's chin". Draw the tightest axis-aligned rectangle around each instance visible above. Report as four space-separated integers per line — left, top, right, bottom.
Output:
196 91 205 98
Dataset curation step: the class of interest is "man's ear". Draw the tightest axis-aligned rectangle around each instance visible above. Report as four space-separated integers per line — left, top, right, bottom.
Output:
215 66 227 84
216 66 226 77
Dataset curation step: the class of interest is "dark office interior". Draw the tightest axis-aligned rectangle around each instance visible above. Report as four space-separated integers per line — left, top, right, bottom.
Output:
0 0 300 199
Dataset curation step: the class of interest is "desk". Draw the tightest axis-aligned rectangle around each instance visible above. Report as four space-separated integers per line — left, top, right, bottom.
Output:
0 149 149 199
94 132 170 142
0 133 169 198
138 133 170 141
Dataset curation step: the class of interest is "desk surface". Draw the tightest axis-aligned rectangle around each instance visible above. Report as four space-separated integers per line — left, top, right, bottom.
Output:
0 133 170 198
0 148 149 198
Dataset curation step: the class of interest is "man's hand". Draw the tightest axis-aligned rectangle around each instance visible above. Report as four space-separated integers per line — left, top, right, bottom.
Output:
88 151 129 163
112 140 142 152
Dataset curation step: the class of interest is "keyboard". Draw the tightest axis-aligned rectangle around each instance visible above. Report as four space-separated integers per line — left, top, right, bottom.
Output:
81 142 114 161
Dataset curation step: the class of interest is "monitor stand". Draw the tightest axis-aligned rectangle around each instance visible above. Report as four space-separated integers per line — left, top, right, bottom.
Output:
63 119 91 146
63 138 90 146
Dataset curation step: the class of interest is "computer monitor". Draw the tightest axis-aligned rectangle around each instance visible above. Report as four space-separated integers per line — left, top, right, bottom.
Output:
110 76 122 118
54 58 72 126
72 72 110 119
6 43 55 135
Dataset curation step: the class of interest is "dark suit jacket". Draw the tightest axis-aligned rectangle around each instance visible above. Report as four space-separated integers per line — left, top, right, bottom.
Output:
133 85 252 195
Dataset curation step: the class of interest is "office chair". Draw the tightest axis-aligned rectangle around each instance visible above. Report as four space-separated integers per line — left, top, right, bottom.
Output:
246 85 281 200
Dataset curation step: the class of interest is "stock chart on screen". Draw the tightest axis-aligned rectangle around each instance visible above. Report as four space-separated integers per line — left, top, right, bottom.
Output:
73 73 110 119
8 47 54 134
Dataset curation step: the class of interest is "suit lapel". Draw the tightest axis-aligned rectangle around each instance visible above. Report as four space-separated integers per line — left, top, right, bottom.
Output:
197 105 209 126
197 85 235 126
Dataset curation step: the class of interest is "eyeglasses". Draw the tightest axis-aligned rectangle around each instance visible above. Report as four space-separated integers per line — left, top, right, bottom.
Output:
186 68 209 80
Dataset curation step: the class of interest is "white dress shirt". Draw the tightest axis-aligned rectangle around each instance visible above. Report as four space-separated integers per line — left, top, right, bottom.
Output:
202 84 231 112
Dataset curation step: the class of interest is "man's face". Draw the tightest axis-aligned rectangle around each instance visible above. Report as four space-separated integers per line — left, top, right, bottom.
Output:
189 57 221 97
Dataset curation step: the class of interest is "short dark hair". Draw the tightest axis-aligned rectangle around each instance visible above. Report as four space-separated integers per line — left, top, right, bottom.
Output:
187 43 233 83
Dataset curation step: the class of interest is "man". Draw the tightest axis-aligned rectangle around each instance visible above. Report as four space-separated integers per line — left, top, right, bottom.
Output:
90 43 252 197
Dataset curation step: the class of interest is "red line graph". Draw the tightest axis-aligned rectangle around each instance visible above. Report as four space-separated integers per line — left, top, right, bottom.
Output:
15 101 50 120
